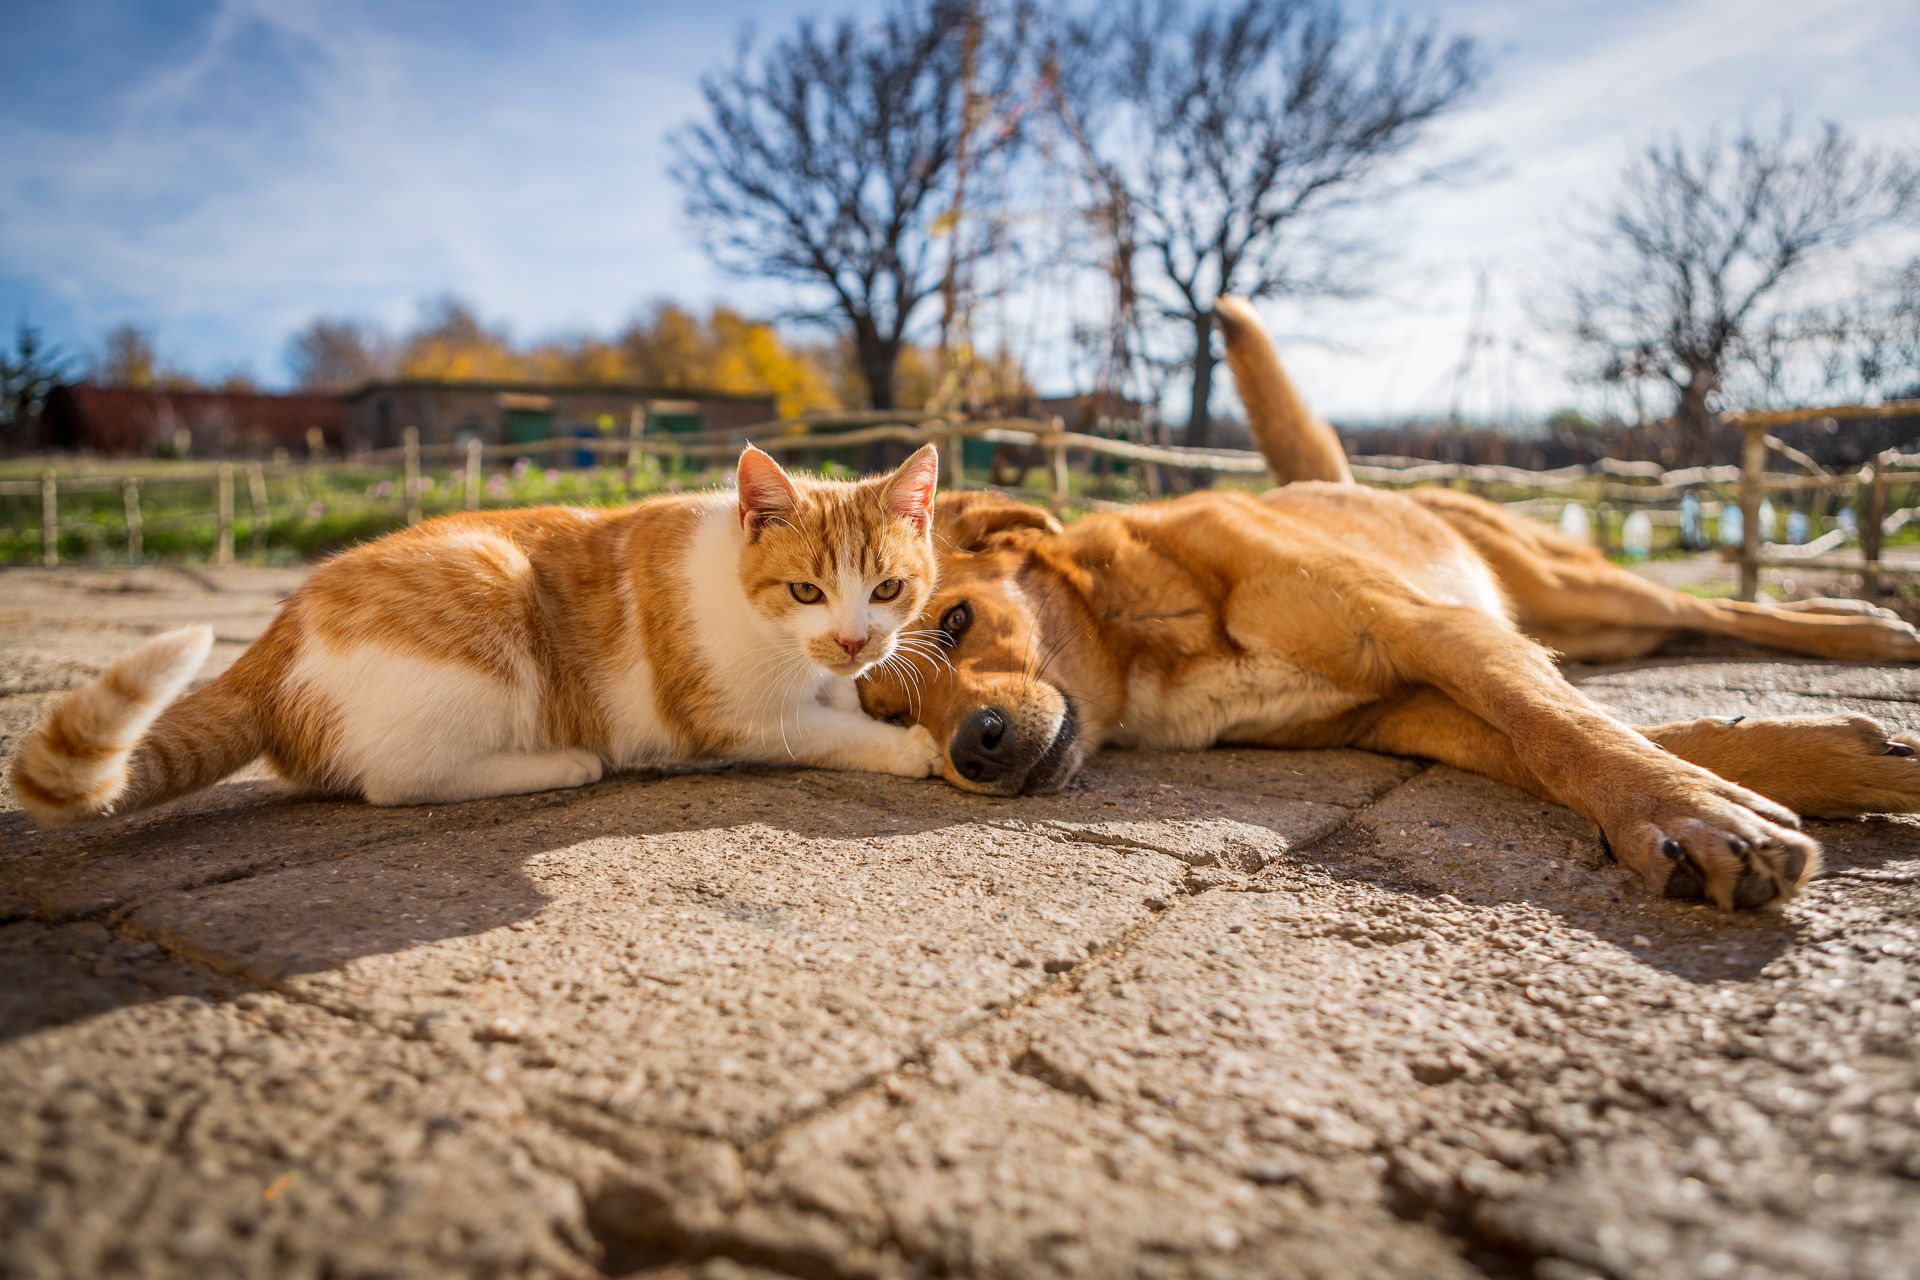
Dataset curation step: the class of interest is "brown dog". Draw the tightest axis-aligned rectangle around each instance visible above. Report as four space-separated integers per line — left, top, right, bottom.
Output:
858 297 1920 911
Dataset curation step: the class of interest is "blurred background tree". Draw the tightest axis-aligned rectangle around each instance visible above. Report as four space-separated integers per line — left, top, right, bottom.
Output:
286 318 399 391
1051 0 1483 448
95 323 197 389
671 0 1034 410
285 299 846 420
1567 118 1919 464
0 321 70 440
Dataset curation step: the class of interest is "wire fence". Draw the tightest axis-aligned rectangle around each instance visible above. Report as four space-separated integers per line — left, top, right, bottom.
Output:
4 405 1918 601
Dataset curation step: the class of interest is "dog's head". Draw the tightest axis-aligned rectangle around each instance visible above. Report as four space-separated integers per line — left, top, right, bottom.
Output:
858 491 1094 795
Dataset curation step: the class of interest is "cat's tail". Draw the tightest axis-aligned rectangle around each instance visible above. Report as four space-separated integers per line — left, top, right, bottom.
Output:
10 625 266 826
1213 296 1353 486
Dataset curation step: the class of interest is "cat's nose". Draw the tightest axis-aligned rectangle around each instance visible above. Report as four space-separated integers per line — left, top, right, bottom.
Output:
837 634 866 659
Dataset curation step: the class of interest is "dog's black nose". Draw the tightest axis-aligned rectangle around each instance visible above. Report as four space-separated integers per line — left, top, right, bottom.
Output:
950 709 1013 785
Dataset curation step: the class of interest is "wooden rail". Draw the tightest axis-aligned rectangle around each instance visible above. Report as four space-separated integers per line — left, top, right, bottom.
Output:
1725 403 1920 601
5 407 1917 597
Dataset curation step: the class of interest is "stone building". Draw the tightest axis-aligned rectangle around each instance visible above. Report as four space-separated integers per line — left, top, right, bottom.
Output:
34 385 346 457
337 380 777 452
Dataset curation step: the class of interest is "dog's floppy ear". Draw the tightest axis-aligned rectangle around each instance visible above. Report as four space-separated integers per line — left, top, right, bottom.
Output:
935 491 1062 553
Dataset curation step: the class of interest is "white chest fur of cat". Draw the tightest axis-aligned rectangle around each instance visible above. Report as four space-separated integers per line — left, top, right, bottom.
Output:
9 446 946 827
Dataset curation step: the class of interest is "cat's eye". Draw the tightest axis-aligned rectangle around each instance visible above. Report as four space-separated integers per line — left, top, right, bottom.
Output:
789 582 824 604
884 714 911 727
939 602 972 641
871 578 904 602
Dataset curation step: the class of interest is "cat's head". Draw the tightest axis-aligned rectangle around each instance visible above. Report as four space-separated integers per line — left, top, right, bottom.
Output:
734 443 939 678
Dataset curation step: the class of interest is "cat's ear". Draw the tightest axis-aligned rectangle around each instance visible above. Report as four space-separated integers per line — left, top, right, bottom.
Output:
737 445 800 538
882 443 940 532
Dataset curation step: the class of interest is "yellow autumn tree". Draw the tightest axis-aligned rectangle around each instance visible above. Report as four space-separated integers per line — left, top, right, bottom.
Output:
616 303 838 418
820 337 1034 413
286 297 846 416
398 297 524 381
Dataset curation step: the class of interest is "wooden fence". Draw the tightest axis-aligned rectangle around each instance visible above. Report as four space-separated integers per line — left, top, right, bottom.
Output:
5 405 1918 602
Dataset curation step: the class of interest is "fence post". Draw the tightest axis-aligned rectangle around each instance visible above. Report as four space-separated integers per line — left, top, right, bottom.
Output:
1141 425 1164 500
1737 425 1765 602
1862 450 1888 599
1048 418 1069 512
40 470 57 568
626 406 644 495
403 426 423 524
941 424 966 493
215 463 234 566
123 477 142 562
465 437 483 511
246 462 268 558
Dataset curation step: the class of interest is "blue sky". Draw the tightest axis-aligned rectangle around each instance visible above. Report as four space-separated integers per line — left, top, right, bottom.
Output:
1 0 1915 419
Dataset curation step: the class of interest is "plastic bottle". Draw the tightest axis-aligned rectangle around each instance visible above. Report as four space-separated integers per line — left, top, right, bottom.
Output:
1622 511 1653 560
1558 503 1592 544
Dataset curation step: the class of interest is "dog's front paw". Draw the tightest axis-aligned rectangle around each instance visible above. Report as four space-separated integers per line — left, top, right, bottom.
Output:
1603 774 1818 910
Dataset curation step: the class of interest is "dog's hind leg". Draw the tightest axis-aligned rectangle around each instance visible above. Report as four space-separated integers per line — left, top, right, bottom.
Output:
1527 624 1676 664
1639 714 1920 818
1410 487 1920 663
1344 689 1920 818
1519 564 1920 663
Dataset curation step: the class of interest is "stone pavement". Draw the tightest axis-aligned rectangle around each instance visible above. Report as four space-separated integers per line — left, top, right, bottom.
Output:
2 564 1917 1280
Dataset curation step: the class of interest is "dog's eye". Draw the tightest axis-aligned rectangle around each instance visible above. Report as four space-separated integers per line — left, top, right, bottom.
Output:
789 582 824 604
871 578 904 602
939 602 972 642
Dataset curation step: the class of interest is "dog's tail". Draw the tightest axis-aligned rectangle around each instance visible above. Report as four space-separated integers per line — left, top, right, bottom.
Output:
1214 296 1352 486
9 625 267 826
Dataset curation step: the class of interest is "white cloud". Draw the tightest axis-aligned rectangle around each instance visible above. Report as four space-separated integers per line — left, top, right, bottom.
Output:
0 0 1912 412
1234 0 1920 421
0 0 760 379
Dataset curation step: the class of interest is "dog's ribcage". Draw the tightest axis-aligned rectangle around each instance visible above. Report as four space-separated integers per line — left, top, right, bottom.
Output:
1109 653 1369 751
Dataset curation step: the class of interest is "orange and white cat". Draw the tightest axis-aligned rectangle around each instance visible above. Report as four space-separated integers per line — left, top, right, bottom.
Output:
10 445 946 824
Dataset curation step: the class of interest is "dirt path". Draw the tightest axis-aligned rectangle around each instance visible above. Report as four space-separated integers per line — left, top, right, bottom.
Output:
2 565 1917 1279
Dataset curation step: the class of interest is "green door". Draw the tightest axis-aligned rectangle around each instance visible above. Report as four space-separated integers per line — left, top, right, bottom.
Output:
645 406 703 435
504 408 555 444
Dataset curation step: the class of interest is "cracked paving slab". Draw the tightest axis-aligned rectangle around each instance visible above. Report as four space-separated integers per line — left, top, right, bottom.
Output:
2 565 1918 1279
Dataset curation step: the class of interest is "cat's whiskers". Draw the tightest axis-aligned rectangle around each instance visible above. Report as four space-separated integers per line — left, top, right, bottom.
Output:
894 629 955 676
873 650 925 720
894 640 956 679
774 654 820 762
735 642 808 700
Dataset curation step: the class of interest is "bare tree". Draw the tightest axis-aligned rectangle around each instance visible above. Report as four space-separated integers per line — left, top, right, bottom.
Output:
286 318 397 391
94 324 198 390
1055 0 1482 448
671 0 1030 410
1570 119 1918 463
1749 257 1920 407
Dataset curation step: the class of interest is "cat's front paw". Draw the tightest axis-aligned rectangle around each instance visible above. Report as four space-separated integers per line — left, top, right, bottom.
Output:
884 724 944 778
